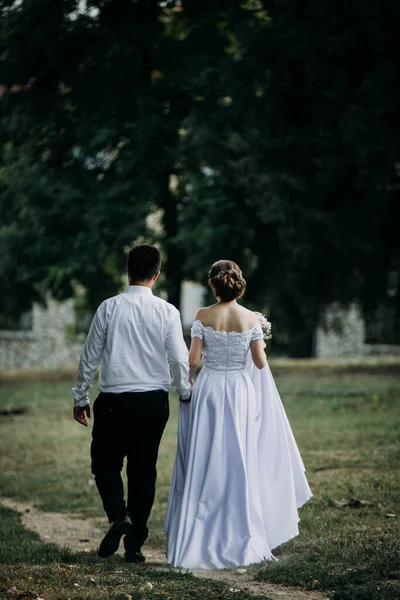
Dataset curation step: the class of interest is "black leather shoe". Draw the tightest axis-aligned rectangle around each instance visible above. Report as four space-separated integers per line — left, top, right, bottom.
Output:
98 515 132 558
124 550 146 564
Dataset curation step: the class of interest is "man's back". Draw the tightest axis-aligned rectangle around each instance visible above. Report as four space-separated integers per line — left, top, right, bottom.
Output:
73 285 191 407
99 286 184 393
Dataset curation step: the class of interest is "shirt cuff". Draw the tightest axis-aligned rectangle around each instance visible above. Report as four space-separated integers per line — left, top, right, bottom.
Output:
73 394 90 408
180 389 191 401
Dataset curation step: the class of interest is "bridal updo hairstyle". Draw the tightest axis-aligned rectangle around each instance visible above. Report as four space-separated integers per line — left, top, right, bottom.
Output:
208 260 246 302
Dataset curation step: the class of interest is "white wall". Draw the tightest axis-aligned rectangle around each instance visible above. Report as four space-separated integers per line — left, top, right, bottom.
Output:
181 281 206 328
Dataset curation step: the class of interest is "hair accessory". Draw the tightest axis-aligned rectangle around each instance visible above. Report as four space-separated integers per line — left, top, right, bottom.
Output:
215 269 239 279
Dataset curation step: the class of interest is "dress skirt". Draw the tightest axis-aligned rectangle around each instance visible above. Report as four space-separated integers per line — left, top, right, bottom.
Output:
164 363 312 570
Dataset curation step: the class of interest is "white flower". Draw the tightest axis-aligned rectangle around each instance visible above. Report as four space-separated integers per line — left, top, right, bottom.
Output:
254 311 272 342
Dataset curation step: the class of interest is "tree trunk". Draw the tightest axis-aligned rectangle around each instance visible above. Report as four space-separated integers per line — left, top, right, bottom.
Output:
160 180 183 310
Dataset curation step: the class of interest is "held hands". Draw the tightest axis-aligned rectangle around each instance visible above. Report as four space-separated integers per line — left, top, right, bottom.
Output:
74 404 91 426
180 378 194 404
180 393 191 404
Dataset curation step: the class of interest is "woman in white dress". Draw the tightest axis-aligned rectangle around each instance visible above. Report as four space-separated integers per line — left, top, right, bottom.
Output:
164 260 312 570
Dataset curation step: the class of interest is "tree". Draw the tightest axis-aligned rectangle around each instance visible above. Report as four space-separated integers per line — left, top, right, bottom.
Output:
0 0 173 316
1 0 399 356
174 0 400 355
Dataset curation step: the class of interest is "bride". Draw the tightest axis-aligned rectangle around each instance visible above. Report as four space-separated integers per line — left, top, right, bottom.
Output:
164 260 312 570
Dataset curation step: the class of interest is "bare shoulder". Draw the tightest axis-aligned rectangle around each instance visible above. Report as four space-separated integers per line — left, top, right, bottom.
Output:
237 304 258 326
195 305 218 322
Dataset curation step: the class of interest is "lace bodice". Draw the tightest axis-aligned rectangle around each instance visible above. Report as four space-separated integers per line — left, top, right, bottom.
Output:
191 320 263 372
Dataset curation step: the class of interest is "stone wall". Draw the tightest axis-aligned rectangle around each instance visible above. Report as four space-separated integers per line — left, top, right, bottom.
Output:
0 284 206 371
0 298 83 370
315 303 400 359
3 295 399 369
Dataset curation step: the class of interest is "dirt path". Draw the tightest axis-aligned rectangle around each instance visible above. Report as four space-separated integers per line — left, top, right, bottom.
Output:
0 498 328 600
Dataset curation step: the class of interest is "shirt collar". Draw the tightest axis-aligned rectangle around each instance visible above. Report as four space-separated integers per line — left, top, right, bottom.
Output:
124 285 153 295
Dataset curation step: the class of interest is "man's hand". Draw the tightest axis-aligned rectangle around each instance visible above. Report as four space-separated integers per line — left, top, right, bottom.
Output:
74 404 91 426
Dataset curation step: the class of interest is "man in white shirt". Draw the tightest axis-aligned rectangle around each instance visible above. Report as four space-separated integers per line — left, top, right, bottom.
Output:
72 244 191 563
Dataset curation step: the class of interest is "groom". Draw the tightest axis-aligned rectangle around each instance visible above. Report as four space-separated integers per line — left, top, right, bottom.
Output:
72 244 191 563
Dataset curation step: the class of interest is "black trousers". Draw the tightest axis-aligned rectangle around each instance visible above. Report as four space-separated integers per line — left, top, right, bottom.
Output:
91 390 169 552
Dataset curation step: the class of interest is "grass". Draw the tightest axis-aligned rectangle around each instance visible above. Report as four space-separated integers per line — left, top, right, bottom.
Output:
0 507 260 600
0 506 75 566
0 362 400 599
256 367 400 600
0 379 179 545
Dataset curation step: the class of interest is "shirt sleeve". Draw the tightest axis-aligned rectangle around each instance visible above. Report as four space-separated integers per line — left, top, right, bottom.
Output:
72 303 107 407
190 319 204 340
251 322 264 342
165 310 191 400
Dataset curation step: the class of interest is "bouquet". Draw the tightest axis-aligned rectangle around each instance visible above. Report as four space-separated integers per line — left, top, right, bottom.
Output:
254 312 272 343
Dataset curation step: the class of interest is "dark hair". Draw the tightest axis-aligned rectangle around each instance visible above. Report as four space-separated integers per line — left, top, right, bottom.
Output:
208 260 246 302
127 244 162 281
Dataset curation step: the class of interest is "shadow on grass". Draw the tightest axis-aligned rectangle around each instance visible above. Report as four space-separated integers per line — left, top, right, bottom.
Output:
0 507 265 600
0 506 78 565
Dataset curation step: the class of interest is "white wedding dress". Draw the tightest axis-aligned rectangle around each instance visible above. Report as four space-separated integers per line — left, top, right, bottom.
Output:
164 320 312 570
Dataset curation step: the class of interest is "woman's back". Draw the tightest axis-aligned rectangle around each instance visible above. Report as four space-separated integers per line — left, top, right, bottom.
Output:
192 303 266 370
191 317 262 372
196 302 257 333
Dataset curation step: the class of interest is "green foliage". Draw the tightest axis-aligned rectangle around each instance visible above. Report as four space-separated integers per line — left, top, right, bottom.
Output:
173 0 400 354
0 0 158 317
1 0 399 353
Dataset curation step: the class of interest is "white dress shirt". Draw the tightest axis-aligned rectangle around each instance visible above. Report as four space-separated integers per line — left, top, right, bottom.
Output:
72 286 191 407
